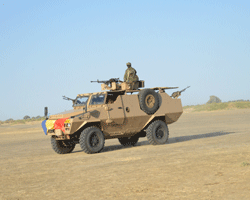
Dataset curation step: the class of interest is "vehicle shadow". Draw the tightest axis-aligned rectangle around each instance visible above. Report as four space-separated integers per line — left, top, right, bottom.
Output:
102 144 133 153
168 131 235 144
72 131 235 154
71 142 133 154
104 131 235 152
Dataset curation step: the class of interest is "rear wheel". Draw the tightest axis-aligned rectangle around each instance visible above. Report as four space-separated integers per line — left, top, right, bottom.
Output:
118 135 139 146
51 137 76 154
146 120 169 145
79 127 105 154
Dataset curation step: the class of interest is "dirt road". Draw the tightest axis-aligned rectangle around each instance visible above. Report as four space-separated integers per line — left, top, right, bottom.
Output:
1 109 250 200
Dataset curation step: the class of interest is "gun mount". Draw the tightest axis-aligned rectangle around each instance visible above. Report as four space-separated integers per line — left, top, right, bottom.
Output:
90 78 182 95
62 96 77 104
91 78 120 87
171 86 190 99
91 78 145 91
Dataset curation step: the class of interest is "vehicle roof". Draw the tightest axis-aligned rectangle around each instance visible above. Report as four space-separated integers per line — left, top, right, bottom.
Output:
76 87 178 97
77 91 107 97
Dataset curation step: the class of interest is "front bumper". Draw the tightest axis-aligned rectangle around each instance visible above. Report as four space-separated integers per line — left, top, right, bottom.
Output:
41 118 71 136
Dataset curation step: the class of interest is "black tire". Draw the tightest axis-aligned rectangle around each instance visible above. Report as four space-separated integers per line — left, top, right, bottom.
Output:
146 120 169 145
79 126 105 154
51 137 76 154
118 135 139 146
139 89 159 115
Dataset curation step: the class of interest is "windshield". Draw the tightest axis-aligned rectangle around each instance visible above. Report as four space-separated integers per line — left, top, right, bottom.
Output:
73 96 89 107
89 94 106 105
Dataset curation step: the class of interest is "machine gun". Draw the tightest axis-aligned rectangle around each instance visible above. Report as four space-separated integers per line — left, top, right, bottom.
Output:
171 86 190 99
63 96 77 104
91 78 120 87
91 78 145 91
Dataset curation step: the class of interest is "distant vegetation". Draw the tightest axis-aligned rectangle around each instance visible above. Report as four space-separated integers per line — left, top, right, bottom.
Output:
0 116 45 125
206 95 221 104
184 101 250 112
23 115 31 120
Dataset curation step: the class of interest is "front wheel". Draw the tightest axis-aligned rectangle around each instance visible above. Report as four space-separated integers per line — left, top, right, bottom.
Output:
51 137 76 154
79 127 105 154
118 135 139 146
146 120 169 145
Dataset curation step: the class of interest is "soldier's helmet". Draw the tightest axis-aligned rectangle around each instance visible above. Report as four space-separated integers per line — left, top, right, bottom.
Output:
126 62 131 66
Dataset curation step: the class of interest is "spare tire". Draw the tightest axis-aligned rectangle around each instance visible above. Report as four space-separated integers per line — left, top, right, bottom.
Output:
139 89 159 115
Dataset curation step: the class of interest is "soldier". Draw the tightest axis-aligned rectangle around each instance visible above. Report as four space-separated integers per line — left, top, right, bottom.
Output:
123 62 139 83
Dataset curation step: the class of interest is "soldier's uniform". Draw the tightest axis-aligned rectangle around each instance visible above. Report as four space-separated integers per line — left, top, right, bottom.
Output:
124 62 139 83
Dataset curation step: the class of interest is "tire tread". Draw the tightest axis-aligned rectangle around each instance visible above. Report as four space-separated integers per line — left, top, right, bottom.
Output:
51 137 75 154
146 120 169 145
139 89 159 115
79 126 105 154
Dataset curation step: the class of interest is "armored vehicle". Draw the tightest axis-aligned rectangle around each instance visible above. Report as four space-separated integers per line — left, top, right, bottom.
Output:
42 79 188 154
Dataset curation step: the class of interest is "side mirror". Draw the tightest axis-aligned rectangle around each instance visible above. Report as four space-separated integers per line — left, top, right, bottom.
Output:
44 107 48 119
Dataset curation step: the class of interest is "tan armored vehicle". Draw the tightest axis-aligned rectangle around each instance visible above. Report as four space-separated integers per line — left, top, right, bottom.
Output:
42 78 189 154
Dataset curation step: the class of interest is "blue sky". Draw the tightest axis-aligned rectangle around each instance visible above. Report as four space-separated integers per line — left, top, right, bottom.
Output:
0 0 249 121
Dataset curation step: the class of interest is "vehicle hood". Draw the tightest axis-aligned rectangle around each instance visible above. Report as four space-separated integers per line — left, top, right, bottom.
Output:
49 109 84 120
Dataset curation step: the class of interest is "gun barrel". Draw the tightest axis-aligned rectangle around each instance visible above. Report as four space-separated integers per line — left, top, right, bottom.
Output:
63 96 75 101
91 79 100 83
91 78 120 84
180 86 190 92
171 86 190 98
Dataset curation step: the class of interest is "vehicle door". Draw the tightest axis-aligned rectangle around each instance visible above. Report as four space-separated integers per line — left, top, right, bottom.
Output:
108 95 125 124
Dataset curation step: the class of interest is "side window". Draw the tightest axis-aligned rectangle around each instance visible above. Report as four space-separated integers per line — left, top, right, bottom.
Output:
106 93 124 104
89 94 106 105
106 94 114 104
106 94 119 104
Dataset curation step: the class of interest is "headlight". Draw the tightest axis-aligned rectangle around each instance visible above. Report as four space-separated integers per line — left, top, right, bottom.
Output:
65 123 71 127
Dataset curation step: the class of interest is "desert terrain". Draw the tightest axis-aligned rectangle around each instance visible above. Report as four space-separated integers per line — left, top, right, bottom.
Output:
0 109 249 200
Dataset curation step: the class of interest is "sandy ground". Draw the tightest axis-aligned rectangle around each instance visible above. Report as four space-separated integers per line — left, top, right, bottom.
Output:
0 109 250 200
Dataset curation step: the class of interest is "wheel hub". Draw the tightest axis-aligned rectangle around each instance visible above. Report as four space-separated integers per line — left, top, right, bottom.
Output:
90 133 99 147
145 94 155 108
156 126 164 139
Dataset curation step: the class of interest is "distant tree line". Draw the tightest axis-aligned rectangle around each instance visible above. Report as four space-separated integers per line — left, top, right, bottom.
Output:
206 96 221 104
206 96 250 104
2 115 44 124
227 99 250 102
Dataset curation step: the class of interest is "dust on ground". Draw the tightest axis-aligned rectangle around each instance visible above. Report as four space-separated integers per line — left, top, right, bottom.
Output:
0 109 250 200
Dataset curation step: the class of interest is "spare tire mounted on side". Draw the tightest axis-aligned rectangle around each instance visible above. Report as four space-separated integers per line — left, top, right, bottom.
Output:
139 89 159 115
